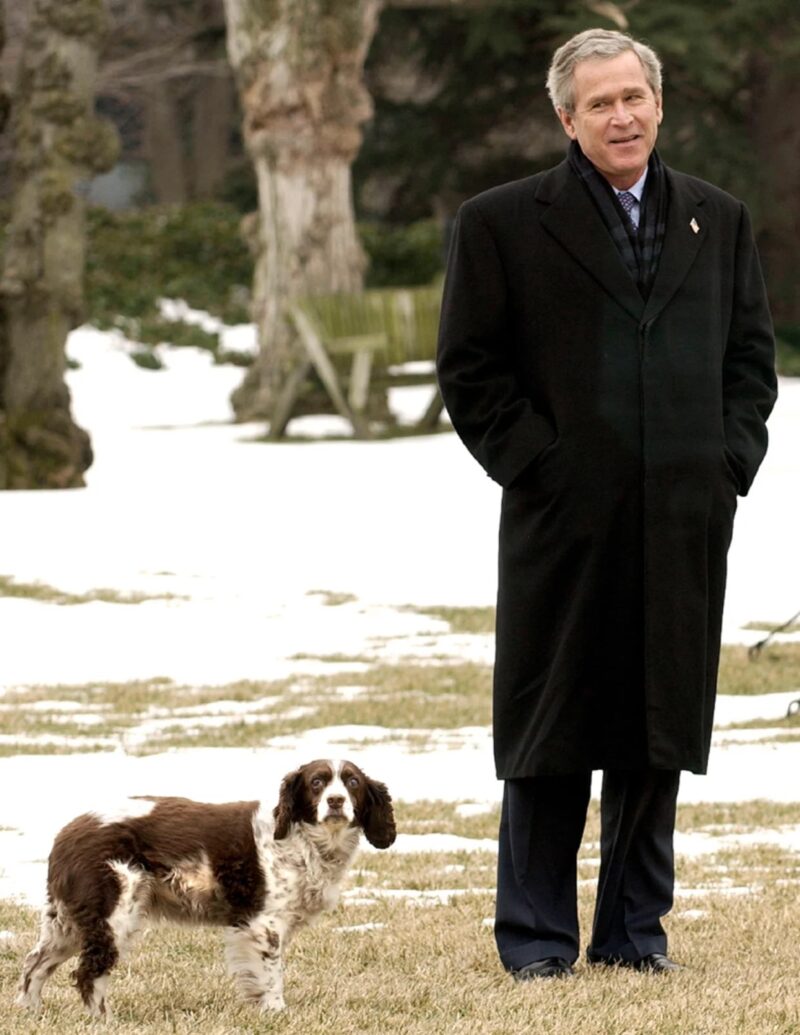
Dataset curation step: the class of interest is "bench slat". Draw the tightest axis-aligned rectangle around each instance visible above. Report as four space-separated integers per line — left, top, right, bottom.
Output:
282 285 445 438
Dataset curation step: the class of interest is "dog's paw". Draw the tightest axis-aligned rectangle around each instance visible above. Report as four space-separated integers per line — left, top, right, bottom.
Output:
259 993 286 1012
15 991 42 1014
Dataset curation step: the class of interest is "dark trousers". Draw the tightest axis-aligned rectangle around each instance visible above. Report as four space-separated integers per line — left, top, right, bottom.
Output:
495 768 680 971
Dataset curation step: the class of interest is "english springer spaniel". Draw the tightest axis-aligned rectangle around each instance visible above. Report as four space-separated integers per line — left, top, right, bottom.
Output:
18 759 395 1017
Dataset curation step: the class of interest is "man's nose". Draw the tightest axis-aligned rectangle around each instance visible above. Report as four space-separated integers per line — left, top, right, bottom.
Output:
610 100 633 122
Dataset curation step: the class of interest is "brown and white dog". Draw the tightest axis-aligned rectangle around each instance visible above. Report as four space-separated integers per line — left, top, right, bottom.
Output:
17 759 395 1017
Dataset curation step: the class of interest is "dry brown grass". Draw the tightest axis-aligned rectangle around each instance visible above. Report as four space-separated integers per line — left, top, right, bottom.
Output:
2 879 799 1035
2 612 798 1029
2 796 800 1035
0 663 493 756
406 605 496 635
717 644 800 696
0 575 180 606
3 639 796 758
676 800 800 830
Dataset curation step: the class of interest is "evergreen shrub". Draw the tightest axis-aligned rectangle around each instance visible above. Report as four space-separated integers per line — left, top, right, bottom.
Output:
130 348 164 371
83 204 446 364
775 326 800 377
360 219 444 287
86 202 253 327
2 196 792 379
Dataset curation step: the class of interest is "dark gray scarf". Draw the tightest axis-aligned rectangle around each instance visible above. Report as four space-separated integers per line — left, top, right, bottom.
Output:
568 140 668 298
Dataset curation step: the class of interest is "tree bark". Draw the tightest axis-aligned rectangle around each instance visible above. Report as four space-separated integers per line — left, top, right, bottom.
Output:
142 82 189 204
749 52 800 324
222 0 381 421
0 0 119 490
0 7 10 490
0 9 9 135
191 70 235 198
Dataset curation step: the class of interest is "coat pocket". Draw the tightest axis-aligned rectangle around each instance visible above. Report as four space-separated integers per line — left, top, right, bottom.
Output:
722 447 742 495
509 435 559 491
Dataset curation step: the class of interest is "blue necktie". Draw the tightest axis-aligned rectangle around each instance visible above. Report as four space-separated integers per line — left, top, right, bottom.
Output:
617 190 638 230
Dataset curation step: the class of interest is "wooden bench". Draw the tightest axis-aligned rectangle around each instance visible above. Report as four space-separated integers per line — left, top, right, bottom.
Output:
270 285 444 440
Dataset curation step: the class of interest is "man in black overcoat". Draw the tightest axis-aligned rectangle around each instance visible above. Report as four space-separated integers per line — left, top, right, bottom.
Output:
436 28 777 979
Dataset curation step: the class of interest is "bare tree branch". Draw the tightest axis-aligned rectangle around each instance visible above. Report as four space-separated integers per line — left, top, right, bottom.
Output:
385 1 487 7
98 52 229 96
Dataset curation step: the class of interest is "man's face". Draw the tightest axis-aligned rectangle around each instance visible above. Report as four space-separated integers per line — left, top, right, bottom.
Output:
557 50 663 189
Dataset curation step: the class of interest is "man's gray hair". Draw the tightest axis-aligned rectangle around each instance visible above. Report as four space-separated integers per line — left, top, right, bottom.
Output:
546 28 662 114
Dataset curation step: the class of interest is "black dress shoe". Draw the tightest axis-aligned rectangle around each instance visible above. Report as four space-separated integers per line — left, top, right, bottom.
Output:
630 953 682 973
513 957 574 981
588 951 681 973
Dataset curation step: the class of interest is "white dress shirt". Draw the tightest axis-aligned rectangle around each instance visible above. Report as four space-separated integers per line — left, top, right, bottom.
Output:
615 168 648 230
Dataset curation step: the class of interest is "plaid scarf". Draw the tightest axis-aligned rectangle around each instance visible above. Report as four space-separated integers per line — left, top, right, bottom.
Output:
568 140 668 298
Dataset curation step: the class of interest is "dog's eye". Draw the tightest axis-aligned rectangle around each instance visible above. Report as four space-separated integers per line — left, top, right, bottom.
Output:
311 777 324 791
346 777 359 790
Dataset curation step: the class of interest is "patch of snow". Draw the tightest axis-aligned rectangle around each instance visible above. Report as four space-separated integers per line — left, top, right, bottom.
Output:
0 326 798 908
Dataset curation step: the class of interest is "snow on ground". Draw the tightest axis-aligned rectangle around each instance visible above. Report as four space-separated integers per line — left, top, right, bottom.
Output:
0 321 798 907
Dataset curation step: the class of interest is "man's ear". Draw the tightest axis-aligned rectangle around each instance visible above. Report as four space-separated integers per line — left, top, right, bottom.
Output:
556 106 577 139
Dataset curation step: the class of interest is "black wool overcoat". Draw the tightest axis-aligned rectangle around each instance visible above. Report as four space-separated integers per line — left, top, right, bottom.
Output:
436 159 777 777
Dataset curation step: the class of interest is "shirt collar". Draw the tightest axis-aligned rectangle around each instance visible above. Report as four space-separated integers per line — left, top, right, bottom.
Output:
617 168 648 202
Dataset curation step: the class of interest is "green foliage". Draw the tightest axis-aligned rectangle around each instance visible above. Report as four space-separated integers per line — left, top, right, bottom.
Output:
129 348 164 370
123 316 219 352
84 203 444 355
358 0 799 229
775 326 800 377
542 0 800 215
775 325 800 350
84 201 255 365
354 0 800 322
358 4 565 222
85 201 253 326
360 219 444 287
214 160 259 213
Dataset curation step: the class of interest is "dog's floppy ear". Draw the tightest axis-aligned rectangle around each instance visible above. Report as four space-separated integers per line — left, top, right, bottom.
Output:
359 777 396 849
273 769 304 840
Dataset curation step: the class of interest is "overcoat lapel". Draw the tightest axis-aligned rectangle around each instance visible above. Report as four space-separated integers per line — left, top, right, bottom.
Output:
537 162 644 322
642 171 707 324
536 161 709 327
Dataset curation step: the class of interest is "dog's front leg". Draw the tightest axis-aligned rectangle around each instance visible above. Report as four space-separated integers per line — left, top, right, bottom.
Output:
224 918 286 1012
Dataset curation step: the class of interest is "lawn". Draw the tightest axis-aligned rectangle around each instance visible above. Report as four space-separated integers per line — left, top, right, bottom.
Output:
1 607 799 1032
2 798 800 1034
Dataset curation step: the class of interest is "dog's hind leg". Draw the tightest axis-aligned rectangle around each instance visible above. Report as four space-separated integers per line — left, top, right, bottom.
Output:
74 863 149 1018
17 902 81 1012
225 917 287 1012
73 918 118 1017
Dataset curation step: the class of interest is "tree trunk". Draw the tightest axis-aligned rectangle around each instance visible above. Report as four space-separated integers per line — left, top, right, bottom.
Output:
0 8 9 134
191 66 235 199
749 53 800 324
222 0 381 422
0 0 119 490
143 83 189 204
0 7 10 490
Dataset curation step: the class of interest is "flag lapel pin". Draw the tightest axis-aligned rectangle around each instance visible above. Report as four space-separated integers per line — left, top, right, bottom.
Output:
690 217 700 234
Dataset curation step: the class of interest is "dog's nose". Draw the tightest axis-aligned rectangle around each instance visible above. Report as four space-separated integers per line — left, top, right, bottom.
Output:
327 795 345 810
